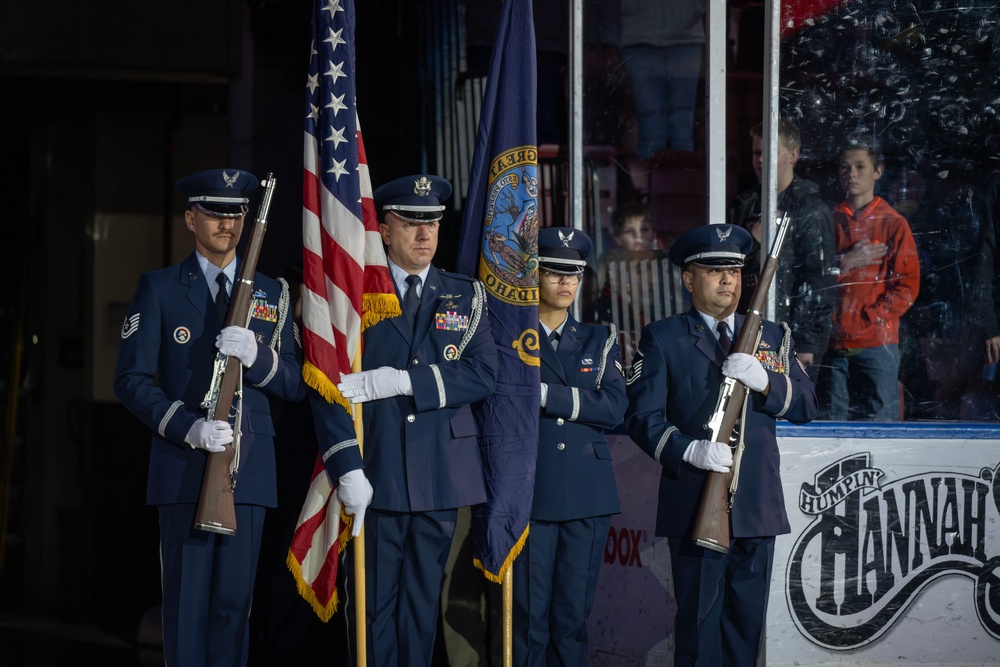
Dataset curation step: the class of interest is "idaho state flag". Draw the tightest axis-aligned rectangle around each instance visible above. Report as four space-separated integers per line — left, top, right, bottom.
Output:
455 0 539 583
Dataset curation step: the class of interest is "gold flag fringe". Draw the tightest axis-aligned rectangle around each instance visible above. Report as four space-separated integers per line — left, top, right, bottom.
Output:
302 362 350 411
362 292 401 330
286 550 339 623
472 524 530 584
285 510 356 623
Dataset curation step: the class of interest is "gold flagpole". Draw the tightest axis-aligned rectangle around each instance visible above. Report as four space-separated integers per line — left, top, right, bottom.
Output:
503 569 513 667
351 348 367 667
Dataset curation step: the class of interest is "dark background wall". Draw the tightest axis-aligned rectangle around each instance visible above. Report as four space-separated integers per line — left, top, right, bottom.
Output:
0 0 426 644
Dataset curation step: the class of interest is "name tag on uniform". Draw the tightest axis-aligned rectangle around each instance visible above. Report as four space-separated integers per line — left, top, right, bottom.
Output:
435 310 469 331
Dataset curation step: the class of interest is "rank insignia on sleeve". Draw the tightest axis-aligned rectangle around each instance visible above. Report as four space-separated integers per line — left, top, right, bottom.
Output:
120 313 140 339
626 351 644 385
755 349 785 373
435 311 469 332
615 359 623 375
252 299 279 323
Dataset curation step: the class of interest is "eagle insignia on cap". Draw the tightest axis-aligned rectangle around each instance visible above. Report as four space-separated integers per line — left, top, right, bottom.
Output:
557 229 575 247
716 226 731 242
223 170 240 188
413 176 432 197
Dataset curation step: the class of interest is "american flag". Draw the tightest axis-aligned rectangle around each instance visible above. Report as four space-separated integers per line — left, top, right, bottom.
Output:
287 0 398 621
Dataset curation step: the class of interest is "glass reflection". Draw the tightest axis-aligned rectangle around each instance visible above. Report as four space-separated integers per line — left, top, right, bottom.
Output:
574 0 1000 422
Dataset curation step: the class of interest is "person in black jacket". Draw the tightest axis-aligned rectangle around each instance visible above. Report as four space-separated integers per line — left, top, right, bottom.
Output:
513 226 627 666
727 119 836 379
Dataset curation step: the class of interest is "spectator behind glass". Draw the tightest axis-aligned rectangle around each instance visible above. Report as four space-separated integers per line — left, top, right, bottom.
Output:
611 201 657 251
726 118 836 378
822 133 920 422
593 203 658 321
619 0 704 157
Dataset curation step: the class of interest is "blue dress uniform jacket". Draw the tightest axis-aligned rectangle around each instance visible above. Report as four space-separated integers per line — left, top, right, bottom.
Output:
113 252 305 507
535 317 626 521
625 308 816 667
624 309 817 539
514 318 626 666
329 265 497 667
353 265 498 511
113 251 303 667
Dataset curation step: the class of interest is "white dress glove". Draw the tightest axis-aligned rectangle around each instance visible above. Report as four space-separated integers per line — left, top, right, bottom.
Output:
540 382 549 408
338 469 374 537
184 418 233 453
216 326 259 367
722 352 769 392
337 367 413 404
682 439 733 473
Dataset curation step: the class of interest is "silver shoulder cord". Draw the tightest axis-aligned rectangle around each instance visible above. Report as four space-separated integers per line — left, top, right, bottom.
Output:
229 278 291 487
455 279 486 359
270 277 290 351
594 323 617 390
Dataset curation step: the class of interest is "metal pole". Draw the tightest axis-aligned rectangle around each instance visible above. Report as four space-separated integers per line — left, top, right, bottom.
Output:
568 0 583 232
761 0 781 320
569 0 584 322
705 0 727 225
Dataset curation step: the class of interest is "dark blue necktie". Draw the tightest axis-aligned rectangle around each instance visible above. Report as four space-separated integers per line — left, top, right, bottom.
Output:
548 330 560 351
404 274 421 330
215 273 229 322
717 321 732 355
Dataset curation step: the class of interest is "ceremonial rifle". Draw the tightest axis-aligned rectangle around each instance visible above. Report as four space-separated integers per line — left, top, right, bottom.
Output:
194 173 277 535
690 213 791 553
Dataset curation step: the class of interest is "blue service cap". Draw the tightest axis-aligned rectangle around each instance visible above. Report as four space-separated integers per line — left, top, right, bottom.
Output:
374 175 452 222
538 226 592 274
668 224 752 268
176 168 259 218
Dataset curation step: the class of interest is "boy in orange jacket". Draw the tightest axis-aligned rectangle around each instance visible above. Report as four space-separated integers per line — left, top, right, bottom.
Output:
824 133 920 421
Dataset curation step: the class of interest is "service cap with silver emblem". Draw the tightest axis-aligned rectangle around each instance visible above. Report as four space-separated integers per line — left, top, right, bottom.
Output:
374 174 452 223
176 168 260 218
538 226 592 275
668 223 753 268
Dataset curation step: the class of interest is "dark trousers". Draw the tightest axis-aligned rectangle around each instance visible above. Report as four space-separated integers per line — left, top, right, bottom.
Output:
668 535 775 667
513 515 611 667
344 508 458 667
158 503 265 667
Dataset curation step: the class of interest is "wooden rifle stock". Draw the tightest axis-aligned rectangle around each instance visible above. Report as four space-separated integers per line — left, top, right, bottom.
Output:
194 174 277 535
690 214 791 553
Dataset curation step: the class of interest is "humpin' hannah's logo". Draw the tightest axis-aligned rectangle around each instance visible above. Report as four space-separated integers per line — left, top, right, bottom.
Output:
786 453 1000 649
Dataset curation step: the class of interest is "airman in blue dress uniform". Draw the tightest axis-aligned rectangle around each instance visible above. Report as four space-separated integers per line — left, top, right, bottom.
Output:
625 224 817 667
318 174 498 667
113 168 304 667
512 226 627 666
